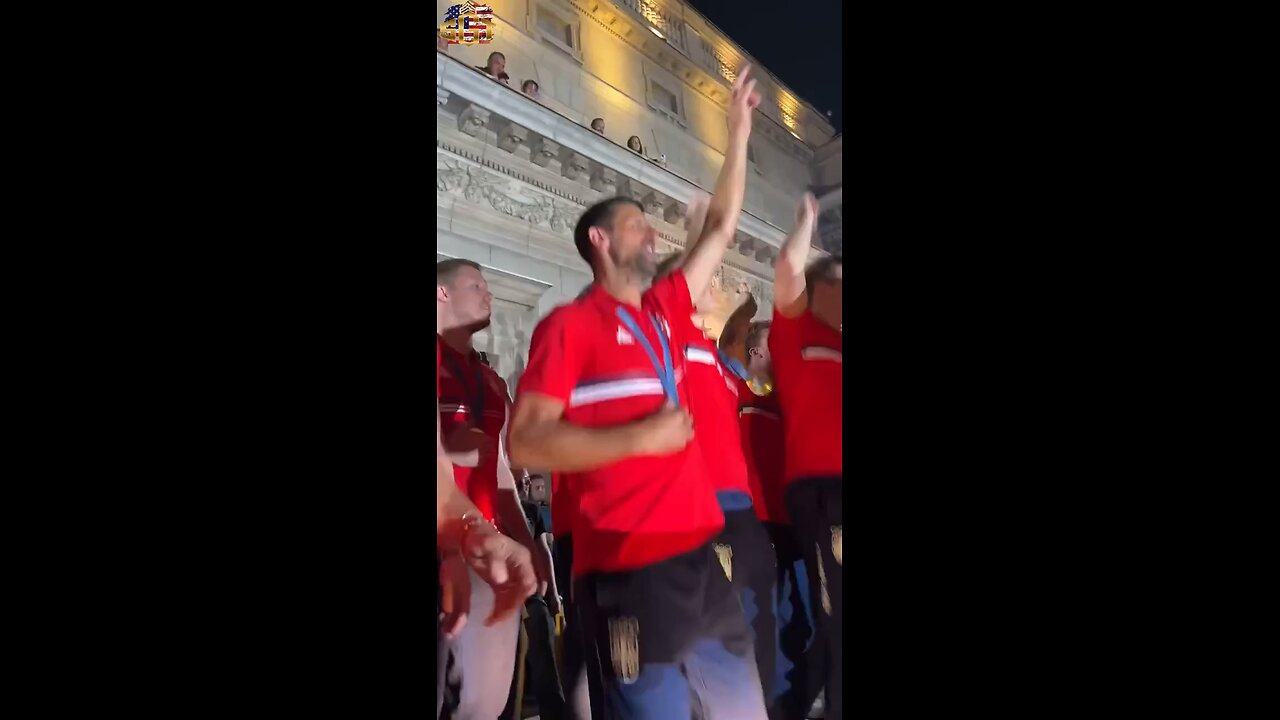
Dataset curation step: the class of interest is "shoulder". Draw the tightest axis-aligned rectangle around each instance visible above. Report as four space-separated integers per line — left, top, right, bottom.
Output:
644 271 691 315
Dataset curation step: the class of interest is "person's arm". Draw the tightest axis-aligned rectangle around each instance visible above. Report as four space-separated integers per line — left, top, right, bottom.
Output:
682 65 760 303
774 192 819 319
438 410 482 549
508 393 691 471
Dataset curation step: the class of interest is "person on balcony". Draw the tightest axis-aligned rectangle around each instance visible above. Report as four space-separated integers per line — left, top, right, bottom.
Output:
521 79 540 100
475 51 505 79
626 136 645 155
590 117 604 135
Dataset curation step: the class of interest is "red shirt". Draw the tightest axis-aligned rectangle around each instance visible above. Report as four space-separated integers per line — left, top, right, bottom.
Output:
769 308 842 481
549 471 573 539
438 336 510 523
679 317 751 497
736 376 788 523
516 271 723 576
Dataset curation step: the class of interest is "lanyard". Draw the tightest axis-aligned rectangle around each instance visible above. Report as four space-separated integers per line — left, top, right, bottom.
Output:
716 349 750 382
441 346 486 425
614 307 679 406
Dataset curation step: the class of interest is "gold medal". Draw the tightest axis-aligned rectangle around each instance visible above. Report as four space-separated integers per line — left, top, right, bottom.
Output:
747 377 773 396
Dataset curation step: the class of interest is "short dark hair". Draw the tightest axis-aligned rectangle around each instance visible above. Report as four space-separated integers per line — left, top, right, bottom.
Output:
487 51 505 63
522 79 538 92
745 321 771 351
572 197 643 269
437 258 481 287
591 117 604 128
805 254 842 295
654 251 684 279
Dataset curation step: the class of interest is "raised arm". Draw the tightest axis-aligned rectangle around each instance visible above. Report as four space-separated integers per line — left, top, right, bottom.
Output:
682 66 760 302
774 192 818 318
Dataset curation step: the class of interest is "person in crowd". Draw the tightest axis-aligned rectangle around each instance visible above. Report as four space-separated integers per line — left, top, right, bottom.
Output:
546 468 593 720
508 66 765 720
769 192 842 720
497 71 510 86
522 79 540 99
476 51 506 78
438 258 556 720
626 135 644 154
651 199 778 712
437 29 449 52
500 471 568 720
437 336 537 720
590 117 604 135
720 312 822 720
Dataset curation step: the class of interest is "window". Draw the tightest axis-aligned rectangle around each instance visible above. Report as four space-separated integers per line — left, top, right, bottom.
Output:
530 2 582 62
643 63 687 126
651 81 678 115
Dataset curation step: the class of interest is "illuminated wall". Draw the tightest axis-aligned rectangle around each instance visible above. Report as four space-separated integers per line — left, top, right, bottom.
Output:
435 0 835 231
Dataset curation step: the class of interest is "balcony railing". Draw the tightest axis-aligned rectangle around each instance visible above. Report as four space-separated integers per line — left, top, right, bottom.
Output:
437 51 801 264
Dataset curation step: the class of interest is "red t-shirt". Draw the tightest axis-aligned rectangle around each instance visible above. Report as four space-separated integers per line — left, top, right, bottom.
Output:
516 271 723 576
679 317 751 497
769 308 842 481
549 471 573 539
438 336 510 523
736 376 788 523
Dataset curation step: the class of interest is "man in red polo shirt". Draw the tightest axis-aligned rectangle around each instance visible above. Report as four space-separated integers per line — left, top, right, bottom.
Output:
721 316 823 720
768 192 842 720
437 258 556 720
509 66 766 720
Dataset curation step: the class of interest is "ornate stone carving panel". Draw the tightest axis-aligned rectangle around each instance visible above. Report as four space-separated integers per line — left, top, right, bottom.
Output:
472 299 538 394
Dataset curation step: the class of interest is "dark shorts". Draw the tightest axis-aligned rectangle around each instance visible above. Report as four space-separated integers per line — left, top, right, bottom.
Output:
785 475 842 720
574 540 767 719
715 506 778 702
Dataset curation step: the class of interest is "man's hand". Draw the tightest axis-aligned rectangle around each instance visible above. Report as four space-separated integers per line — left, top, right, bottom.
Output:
796 191 818 231
447 425 497 468
461 526 538 625
439 553 470 639
548 592 563 617
630 403 694 456
727 65 761 140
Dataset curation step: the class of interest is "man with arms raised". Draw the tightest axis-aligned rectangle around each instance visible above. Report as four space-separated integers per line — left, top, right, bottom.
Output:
509 67 765 720
437 259 557 720
769 194 842 719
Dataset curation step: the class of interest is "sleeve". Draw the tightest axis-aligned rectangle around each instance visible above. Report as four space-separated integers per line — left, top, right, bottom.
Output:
645 269 695 324
769 306 802 361
516 306 589 406
436 337 441 399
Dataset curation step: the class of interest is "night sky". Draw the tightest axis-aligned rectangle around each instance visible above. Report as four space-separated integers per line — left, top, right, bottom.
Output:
687 0 843 135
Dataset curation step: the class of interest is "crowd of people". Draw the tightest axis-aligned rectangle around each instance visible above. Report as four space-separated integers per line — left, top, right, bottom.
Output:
436 64 843 720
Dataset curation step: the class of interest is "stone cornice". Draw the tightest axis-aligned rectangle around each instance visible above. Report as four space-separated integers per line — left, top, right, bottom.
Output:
438 52 789 247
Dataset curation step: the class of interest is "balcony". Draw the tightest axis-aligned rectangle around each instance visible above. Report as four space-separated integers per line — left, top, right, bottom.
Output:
436 52 831 282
